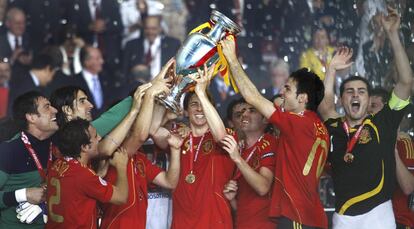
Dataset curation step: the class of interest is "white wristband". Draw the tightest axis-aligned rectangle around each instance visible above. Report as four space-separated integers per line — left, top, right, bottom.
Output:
15 188 27 203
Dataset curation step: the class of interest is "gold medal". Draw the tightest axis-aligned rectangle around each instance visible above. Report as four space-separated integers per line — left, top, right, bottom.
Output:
344 153 354 163
185 173 196 184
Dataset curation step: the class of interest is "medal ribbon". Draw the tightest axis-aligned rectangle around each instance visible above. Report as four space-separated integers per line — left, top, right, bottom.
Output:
342 120 368 158
21 132 53 181
233 135 264 180
188 132 207 175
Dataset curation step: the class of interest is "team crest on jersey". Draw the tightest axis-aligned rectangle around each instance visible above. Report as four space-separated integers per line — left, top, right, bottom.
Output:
52 160 69 177
182 139 191 153
315 122 328 136
202 140 213 154
134 159 146 177
358 127 372 144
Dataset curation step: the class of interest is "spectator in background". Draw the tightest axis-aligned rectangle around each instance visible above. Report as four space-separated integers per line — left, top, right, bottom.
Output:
0 58 11 118
9 0 65 54
122 15 180 81
0 7 32 73
68 0 123 78
73 46 112 118
261 59 289 99
58 25 84 77
120 0 146 46
300 26 335 80
368 87 389 115
8 53 59 115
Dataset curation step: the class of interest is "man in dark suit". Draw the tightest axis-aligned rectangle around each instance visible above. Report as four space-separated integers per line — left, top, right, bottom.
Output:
261 59 289 100
122 15 180 82
8 53 59 115
73 45 112 118
0 7 31 67
8 0 65 54
68 0 123 75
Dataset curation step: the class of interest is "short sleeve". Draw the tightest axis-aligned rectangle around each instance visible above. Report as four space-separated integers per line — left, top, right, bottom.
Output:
79 170 114 203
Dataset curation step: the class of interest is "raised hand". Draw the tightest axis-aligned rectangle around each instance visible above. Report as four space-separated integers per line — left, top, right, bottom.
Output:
381 6 400 35
152 58 175 87
223 180 238 201
131 82 152 112
109 147 129 169
190 63 215 95
329 46 353 71
167 132 183 150
221 135 241 163
220 37 237 61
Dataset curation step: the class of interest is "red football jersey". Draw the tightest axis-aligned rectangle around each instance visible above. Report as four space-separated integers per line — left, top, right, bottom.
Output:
236 133 277 229
392 134 414 227
100 152 162 229
171 131 235 229
268 106 329 228
46 158 113 229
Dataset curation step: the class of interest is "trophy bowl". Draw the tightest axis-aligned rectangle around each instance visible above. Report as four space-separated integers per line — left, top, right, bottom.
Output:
157 10 241 114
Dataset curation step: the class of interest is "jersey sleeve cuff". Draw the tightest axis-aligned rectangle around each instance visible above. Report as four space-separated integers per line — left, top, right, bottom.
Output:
3 189 22 207
388 91 410 111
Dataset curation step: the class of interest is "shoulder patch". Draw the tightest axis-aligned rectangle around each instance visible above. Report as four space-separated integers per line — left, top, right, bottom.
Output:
261 152 275 159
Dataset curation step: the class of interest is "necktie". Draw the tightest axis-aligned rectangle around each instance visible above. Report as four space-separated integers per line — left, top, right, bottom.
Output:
144 46 152 66
93 0 104 53
15 36 20 50
92 76 103 109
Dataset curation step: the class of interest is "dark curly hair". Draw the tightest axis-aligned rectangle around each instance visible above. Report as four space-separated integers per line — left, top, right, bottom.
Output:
50 86 86 127
56 119 91 158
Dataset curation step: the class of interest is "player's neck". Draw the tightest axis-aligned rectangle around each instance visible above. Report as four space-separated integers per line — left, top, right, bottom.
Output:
345 116 365 127
26 126 53 141
190 124 209 137
77 154 89 167
245 131 264 148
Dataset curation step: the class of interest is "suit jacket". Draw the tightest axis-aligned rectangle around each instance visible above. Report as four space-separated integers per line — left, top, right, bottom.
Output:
0 32 31 59
7 71 41 114
9 0 63 54
72 72 113 118
122 35 181 78
68 0 123 66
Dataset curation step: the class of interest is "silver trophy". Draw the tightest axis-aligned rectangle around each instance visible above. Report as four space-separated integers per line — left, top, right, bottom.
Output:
157 10 241 114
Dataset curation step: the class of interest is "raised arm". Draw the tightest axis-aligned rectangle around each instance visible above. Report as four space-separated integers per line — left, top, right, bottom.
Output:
152 131 183 189
382 6 413 100
220 39 275 119
122 81 170 155
193 64 226 142
122 60 174 154
98 83 152 157
318 47 353 121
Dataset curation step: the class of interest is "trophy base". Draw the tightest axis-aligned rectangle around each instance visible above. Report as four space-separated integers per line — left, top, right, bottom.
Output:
156 97 183 115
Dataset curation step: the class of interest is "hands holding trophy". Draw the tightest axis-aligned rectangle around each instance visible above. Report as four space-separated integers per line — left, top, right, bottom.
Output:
156 10 241 114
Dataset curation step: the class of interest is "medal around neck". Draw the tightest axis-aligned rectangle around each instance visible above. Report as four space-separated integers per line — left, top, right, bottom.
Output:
185 173 196 184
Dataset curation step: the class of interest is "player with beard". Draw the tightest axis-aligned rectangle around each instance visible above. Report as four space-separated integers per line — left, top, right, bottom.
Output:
221 39 329 228
222 98 277 229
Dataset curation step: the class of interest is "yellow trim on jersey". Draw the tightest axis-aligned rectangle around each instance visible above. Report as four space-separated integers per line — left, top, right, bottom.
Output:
402 138 414 159
338 161 384 215
388 91 410 111
364 119 380 143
